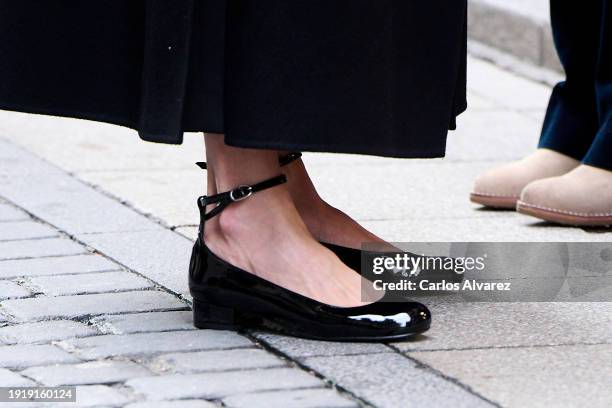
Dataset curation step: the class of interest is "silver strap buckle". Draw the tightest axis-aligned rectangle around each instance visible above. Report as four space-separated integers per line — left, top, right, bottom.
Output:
229 185 253 202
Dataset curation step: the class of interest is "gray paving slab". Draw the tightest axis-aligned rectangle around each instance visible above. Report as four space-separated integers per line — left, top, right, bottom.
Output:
359 217 608 242
79 169 202 228
467 58 552 109
558 277 612 302
0 203 29 221
77 230 193 297
252 332 391 359
467 40 563 86
0 220 58 241
45 385 134 408
223 389 358 408
0 237 87 261
0 344 80 369
519 108 547 123
126 368 323 401
0 111 203 173
0 367 35 386
0 254 119 279
0 401 42 408
0 139 66 177
29 271 154 296
174 226 198 241
411 344 612 408
152 349 286 374
90 311 194 335
0 280 30 300
22 360 152 386
477 0 550 21
447 111 541 161
466 94 501 110
1 290 186 322
68 330 253 360
0 171 164 234
469 0 557 70
0 320 98 345
126 401 216 408
394 302 612 353
302 353 493 408
469 1 543 64
308 161 495 222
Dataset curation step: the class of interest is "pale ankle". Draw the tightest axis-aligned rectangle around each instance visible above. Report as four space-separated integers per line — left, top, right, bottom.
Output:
204 188 303 251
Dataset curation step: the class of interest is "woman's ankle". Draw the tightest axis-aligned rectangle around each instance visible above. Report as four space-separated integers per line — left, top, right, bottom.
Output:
202 191 292 275
204 187 300 250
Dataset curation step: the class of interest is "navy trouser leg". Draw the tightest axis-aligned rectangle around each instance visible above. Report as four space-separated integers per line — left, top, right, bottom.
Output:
538 1 602 160
584 0 612 171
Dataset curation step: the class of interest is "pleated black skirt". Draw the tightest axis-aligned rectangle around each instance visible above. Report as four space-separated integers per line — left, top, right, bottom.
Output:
0 0 468 158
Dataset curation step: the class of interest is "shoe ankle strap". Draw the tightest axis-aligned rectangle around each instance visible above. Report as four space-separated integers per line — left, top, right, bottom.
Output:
195 152 302 171
197 174 287 235
278 152 302 166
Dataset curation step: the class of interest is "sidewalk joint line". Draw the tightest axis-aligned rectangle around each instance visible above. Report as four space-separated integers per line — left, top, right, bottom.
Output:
0 219 36 224
0 235 61 243
244 331 376 408
25 286 166 299
387 344 503 408
0 252 89 262
0 191 192 304
400 341 612 353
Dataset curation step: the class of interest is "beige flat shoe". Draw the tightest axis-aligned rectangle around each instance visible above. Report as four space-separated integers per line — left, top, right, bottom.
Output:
471 149 580 209
517 165 612 227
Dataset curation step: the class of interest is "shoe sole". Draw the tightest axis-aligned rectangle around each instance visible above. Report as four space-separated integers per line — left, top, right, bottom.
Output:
517 201 612 227
470 193 518 209
192 298 430 343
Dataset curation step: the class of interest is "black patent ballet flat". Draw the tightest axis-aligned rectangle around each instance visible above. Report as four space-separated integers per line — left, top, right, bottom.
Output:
189 174 431 342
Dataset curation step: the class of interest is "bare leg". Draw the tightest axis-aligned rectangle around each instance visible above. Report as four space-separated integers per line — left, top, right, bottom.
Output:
280 154 385 249
203 134 379 307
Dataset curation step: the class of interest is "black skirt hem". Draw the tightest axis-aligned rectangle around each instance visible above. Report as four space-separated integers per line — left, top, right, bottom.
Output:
0 101 465 159
223 138 446 159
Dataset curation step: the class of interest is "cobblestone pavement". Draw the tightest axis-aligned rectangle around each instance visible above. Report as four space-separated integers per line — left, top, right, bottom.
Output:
0 198 361 407
0 56 611 407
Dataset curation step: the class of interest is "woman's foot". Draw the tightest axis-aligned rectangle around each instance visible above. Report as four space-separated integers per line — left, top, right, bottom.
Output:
204 186 382 306
191 183 429 340
517 165 612 226
204 136 380 307
192 136 430 341
471 149 580 209
281 155 385 249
